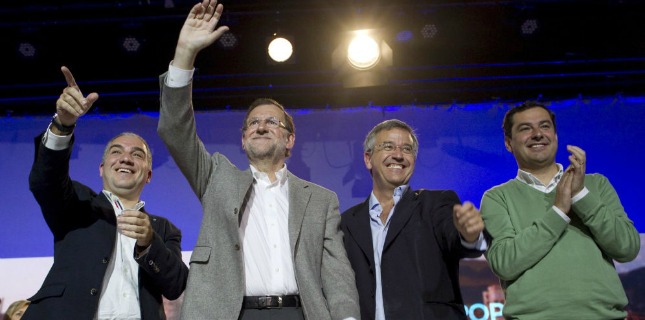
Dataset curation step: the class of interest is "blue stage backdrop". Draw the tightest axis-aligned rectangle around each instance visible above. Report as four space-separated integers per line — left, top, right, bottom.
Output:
0 96 643 258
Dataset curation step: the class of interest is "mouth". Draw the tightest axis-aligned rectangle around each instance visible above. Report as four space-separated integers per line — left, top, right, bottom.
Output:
386 163 404 169
116 168 134 174
528 143 548 149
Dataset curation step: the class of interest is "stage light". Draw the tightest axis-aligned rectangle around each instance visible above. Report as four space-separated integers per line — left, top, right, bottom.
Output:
347 33 380 70
122 37 141 52
268 36 293 63
521 19 538 35
18 42 36 58
218 31 238 49
332 29 392 88
421 24 438 39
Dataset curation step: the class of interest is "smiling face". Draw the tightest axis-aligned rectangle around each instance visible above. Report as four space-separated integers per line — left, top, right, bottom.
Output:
99 134 152 201
505 107 558 172
365 127 416 192
241 104 294 165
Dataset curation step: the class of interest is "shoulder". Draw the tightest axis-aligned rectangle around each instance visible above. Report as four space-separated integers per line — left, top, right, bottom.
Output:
483 179 518 197
289 172 336 196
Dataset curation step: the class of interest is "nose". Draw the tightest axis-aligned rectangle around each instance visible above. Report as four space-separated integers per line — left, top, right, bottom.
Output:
390 147 405 159
118 153 134 164
531 128 543 139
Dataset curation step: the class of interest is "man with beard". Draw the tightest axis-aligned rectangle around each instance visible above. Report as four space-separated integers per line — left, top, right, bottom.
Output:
25 66 188 320
481 101 640 319
156 1 359 319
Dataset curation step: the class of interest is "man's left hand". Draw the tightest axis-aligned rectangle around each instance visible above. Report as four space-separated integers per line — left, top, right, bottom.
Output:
453 201 484 243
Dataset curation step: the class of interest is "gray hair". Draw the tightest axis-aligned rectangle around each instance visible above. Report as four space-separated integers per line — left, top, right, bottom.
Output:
363 119 419 157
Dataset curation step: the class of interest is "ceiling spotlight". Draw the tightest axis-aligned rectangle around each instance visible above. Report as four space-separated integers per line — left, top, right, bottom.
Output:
332 29 392 88
218 31 238 49
421 24 438 39
268 37 293 63
347 33 380 70
122 37 141 52
521 19 539 35
18 42 36 57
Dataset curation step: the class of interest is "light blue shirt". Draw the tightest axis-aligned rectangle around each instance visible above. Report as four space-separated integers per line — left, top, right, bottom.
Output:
368 186 486 320
368 185 407 320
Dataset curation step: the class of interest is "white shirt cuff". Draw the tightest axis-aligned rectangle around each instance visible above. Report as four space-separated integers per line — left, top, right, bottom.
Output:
461 232 487 251
43 124 73 151
166 61 194 88
572 187 589 203
552 205 571 223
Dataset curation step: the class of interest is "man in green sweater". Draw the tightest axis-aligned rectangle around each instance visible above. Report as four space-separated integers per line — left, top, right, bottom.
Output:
481 101 640 319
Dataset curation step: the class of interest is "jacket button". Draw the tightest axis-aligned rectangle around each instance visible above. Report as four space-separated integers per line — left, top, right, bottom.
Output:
234 244 240 251
90 288 98 296
234 208 238 215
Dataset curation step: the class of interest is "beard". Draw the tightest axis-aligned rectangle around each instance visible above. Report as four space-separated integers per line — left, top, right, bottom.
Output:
244 137 286 162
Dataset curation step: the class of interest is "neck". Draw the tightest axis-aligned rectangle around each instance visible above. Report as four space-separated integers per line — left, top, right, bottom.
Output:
373 183 396 207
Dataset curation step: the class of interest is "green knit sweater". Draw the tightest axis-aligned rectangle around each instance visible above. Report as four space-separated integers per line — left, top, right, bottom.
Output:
481 173 640 319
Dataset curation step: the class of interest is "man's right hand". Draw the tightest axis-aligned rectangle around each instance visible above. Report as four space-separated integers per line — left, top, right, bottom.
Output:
55 66 98 126
173 0 229 70
554 167 573 214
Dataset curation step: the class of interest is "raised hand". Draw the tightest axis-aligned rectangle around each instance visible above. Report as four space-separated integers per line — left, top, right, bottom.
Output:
554 167 573 214
55 66 99 126
567 145 586 197
173 0 229 70
453 201 484 243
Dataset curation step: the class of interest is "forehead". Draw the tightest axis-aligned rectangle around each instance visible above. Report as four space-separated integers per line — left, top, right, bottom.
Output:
248 104 284 119
108 135 147 151
376 127 413 143
512 107 552 126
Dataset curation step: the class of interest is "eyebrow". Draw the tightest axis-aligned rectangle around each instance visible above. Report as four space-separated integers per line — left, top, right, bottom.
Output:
109 144 147 156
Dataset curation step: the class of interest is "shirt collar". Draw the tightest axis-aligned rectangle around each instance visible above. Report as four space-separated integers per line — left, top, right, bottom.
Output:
368 185 409 212
516 163 564 192
250 163 288 185
102 190 145 214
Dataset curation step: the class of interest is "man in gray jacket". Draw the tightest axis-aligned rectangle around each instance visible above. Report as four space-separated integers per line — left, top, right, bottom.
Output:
157 1 360 319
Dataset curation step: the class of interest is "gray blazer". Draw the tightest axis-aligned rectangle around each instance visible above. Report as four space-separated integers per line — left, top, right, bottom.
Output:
157 75 360 320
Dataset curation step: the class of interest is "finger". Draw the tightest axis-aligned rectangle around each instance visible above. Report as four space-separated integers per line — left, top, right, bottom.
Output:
58 94 84 116
61 66 78 88
567 145 586 165
85 92 99 109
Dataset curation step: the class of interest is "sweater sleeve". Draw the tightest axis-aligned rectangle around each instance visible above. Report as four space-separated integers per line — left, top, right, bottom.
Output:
481 183 569 281
571 174 640 262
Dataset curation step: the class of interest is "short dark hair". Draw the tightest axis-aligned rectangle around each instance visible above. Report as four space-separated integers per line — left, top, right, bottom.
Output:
503 101 556 138
242 98 295 157
364 119 419 157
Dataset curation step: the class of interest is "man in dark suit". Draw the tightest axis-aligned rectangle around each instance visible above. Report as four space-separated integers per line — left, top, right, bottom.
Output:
341 119 486 320
24 67 188 320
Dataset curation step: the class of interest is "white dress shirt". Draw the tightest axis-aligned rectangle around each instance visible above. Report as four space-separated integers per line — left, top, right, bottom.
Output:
239 165 298 295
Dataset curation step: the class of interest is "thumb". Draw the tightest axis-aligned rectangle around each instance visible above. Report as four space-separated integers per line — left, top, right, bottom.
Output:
85 92 99 108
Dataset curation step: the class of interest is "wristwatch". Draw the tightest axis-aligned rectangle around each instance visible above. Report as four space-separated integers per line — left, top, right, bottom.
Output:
50 113 76 134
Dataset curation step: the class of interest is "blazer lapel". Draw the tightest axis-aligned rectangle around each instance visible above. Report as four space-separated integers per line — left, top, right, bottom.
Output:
287 172 310 256
237 169 254 225
383 189 420 251
344 200 375 267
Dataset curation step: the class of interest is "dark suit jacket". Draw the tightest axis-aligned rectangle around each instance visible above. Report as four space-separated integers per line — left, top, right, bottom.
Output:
341 189 484 320
24 133 189 320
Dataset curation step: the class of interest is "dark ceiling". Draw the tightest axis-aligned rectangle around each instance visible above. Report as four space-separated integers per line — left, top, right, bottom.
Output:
2 0 645 114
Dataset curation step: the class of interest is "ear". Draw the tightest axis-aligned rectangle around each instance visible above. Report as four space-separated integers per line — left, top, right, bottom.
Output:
241 133 247 151
364 151 373 171
504 136 512 153
285 133 295 151
146 169 152 183
99 162 104 177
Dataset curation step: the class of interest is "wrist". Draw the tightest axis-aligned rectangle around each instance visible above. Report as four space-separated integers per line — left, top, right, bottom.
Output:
50 113 76 135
